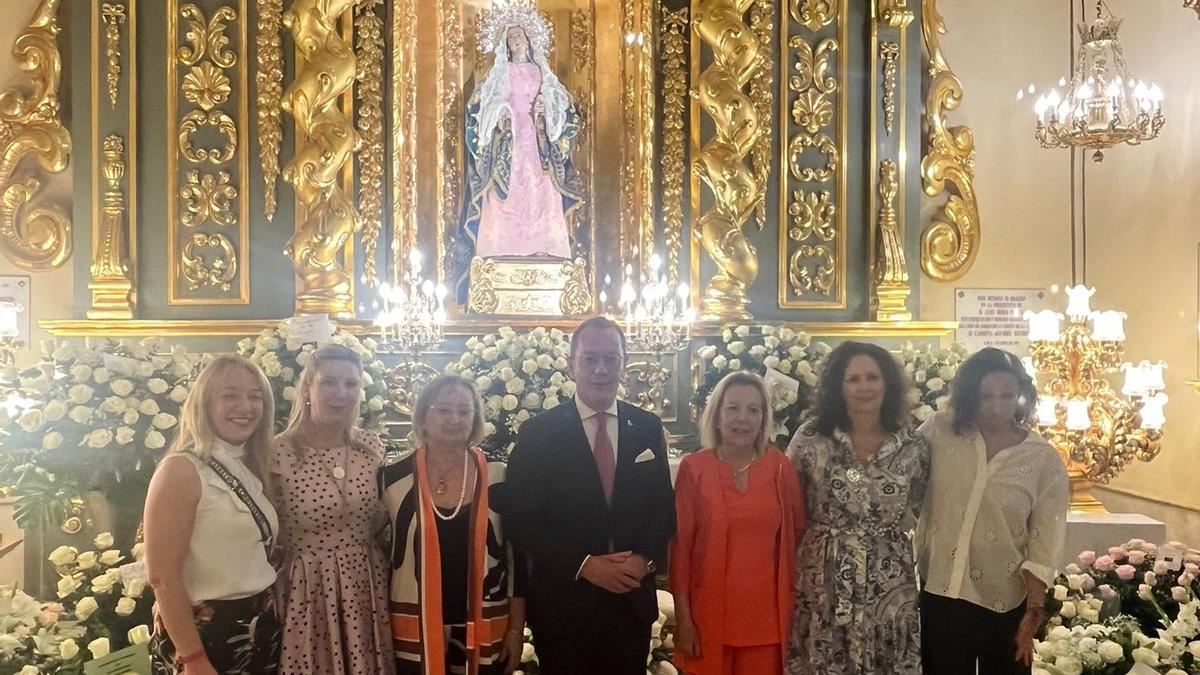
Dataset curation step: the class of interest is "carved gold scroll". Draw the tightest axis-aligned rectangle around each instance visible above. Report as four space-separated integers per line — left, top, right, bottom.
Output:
920 0 979 281
778 0 846 308
0 0 72 272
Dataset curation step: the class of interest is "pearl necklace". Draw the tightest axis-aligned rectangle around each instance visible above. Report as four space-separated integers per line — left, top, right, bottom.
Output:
431 451 471 521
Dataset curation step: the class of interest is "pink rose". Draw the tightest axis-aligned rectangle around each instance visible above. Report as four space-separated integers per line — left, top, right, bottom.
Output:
1109 546 1127 561
1128 538 1147 549
1154 561 1169 576
1185 563 1198 575
1180 572 1195 586
1099 584 1117 599
1116 564 1137 581
1082 574 1096 591
1078 550 1097 567
1093 555 1116 572
1128 550 1147 565
1143 543 1157 554
1144 571 1157 585
1171 586 1190 603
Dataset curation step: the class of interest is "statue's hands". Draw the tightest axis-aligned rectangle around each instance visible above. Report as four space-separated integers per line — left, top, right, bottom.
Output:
533 96 545 117
500 113 512 132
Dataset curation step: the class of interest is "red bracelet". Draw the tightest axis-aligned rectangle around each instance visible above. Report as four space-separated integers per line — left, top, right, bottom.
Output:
177 649 207 666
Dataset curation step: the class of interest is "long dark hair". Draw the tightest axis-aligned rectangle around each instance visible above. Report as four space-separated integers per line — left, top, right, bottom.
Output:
949 347 1038 436
810 341 909 436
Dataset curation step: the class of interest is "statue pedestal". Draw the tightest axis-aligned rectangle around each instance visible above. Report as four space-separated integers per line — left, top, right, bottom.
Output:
468 257 591 316
1064 512 1166 567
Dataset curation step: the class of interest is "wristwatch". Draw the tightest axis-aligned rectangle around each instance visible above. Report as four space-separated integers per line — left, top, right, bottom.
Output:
645 559 658 575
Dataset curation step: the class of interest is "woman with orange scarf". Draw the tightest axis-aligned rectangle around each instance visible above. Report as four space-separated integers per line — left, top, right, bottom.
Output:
670 372 805 674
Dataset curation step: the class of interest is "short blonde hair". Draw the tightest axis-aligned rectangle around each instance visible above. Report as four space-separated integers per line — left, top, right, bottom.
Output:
411 374 487 448
166 355 275 493
698 371 772 454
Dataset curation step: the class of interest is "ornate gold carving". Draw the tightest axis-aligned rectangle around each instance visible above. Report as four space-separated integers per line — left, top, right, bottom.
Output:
102 3 126 108
391 0 418 274
876 0 914 27
571 10 592 74
179 170 236 227
0 0 72 272
789 0 835 31
182 61 231 110
694 0 763 320
181 232 237 291
660 7 688 284
920 0 979 281
560 259 592 316
440 1 463 250
749 1 774 230
872 160 911 321
88 135 134 319
178 4 236 68
467 257 498 314
354 0 384 287
387 361 440 417
467 257 591 317
780 0 844 307
281 0 362 316
626 359 673 418
619 0 656 271
255 0 283 220
178 109 237 164
880 41 899 136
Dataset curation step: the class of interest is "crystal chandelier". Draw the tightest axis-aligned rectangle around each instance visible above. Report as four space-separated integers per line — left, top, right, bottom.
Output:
1023 285 1166 513
1029 0 1164 162
618 253 694 355
374 249 447 357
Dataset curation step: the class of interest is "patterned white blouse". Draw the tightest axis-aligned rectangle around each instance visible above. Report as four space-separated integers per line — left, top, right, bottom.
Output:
916 410 1069 613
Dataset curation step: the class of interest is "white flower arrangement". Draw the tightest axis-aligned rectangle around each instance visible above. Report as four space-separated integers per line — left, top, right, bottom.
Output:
0 533 151 673
446 326 581 460
898 341 968 423
235 322 391 434
1035 539 1200 674
692 325 831 446
0 338 200 528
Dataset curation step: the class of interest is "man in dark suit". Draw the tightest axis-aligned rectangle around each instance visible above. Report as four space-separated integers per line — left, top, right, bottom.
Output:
506 316 676 675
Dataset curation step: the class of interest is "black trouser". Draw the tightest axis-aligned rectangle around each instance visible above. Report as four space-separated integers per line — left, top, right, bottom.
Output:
920 591 1031 675
533 597 651 675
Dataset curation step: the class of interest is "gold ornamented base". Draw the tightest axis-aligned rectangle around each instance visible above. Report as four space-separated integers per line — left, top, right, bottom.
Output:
1069 474 1108 515
468 257 592 317
873 283 912 322
700 275 752 321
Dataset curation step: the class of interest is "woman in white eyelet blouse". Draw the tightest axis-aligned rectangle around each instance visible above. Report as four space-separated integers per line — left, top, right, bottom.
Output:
917 347 1068 675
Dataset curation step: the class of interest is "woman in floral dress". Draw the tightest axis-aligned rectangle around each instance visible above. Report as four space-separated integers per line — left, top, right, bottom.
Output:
785 341 929 675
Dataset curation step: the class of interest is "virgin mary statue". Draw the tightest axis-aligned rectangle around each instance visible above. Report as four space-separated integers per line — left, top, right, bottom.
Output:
451 1 585 302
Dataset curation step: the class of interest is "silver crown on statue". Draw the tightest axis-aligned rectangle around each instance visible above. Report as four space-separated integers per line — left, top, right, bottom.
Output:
476 0 553 55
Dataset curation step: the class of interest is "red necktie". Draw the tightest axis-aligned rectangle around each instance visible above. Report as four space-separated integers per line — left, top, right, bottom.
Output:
593 412 616 506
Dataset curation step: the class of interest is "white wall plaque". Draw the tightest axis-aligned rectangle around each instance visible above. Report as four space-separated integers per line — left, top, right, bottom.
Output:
954 288 1049 354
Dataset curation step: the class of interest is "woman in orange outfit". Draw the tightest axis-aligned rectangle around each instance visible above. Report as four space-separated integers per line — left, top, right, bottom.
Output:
670 371 805 675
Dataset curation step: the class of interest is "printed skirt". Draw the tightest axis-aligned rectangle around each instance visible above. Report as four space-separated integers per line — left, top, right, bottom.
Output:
149 590 280 674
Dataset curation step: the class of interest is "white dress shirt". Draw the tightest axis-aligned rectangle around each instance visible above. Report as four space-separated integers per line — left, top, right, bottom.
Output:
916 411 1068 613
575 397 620 466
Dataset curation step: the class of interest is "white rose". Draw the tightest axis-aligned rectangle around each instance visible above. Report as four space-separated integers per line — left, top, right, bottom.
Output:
100 395 125 413
131 542 144 560
138 398 160 416
1066 574 1084 591
483 422 497 437
1053 656 1082 675
939 365 957 380
113 426 135 445
115 597 136 616
74 596 99 620
763 355 780 369
1166 670 1188 675
502 395 519 411
152 412 178 429
280 367 295 382
43 399 68 421
727 341 746 355
17 408 44 433
42 431 64 450
92 367 110 384
778 359 792 373
99 550 122 566
145 377 169 395
262 360 282 377
68 405 93 424
734 325 750 337
1131 647 1159 665
1058 601 1077 619
90 573 115 594
128 624 151 645
925 377 945 393
92 533 114 549
367 396 384 412
505 378 525 395
697 345 717 360
75 551 98 570
282 386 296 402
1097 640 1124 663
522 393 541 410
749 345 767 358
51 343 77 362
123 578 147 598
553 356 568 370
913 405 934 422
481 347 500 362
70 364 93 382
144 430 166 450
499 367 516 382
542 397 559 410
729 359 741 370
712 355 728 370
1053 585 1069 601
515 409 531 423
109 379 134 397
536 354 553 369
86 428 114 449
87 637 110 658
122 408 139 425
561 381 576 397
57 575 82 598
49 546 77 566
935 395 951 410
170 385 189 403
59 638 80 660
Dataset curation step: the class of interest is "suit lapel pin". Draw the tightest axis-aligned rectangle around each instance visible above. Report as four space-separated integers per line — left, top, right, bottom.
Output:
626 419 633 427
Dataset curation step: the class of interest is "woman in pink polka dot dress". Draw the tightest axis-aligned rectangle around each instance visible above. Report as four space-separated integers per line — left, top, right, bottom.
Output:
271 344 395 675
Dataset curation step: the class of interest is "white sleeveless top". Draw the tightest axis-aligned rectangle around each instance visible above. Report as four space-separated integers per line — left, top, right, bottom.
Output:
170 439 278 602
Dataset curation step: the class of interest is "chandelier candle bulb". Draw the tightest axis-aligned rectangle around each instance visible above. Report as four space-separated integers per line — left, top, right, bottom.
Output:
1089 310 1127 341
1065 399 1092 431
1035 396 1059 427
1139 393 1167 430
1025 309 1064 341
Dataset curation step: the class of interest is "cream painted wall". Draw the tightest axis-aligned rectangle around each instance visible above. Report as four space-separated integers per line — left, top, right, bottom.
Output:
924 2 1200 514
0 0 77 369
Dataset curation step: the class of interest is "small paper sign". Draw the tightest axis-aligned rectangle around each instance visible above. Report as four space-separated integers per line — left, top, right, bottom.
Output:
286 314 333 344
1158 544 1184 572
764 367 801 396
84 643 150 675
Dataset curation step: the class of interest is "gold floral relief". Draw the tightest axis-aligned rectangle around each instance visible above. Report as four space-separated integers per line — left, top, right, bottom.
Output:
182 62 231 110
178 109 237 165
779 0 845 307
920 0 979 281
254 0 283 220
660 6 688 283
748 0 775 230
880 41 899 136
354 0 385 286
178 3 236 68
179 170 237 227
101 3 126 108
181 232 237 291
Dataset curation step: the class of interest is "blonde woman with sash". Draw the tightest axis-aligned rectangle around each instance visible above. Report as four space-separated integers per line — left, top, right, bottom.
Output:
380 374 525 675
144 355 281 674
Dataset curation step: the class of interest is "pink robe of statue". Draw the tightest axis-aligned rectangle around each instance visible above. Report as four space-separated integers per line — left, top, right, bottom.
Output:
474 62 572 259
